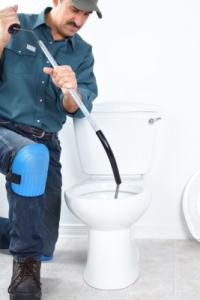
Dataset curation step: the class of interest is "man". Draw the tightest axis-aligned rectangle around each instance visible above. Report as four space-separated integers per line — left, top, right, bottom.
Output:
0 0 101 299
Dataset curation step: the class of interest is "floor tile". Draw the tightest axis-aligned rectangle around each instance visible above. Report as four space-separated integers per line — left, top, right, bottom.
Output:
175 239 200 261
42 275 83 297
76 296 128 300
175 279 200 300
0 249 12 264
1 238 199 300
138 239 174 263
175 259 200 281
0 278 10 300
140 260 175 281
77 282 129 298
127 279 174 300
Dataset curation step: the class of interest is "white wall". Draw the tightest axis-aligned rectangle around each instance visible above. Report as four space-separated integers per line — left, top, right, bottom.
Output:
1 0 200 238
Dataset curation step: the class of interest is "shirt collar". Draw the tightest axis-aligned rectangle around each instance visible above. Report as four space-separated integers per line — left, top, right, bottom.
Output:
32 7 75 50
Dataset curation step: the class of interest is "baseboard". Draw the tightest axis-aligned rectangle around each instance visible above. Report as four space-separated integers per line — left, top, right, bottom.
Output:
59 223 188 239
59 224 88 238
133 225 188 239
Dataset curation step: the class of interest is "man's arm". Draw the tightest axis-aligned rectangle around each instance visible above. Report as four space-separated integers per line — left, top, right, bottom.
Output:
43 45 98 117
43 65 80 113
0 43 5 58
70 46 98 117
0 5 20 53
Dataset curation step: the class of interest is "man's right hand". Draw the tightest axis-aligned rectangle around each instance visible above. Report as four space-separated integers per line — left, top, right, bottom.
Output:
0 5 19 46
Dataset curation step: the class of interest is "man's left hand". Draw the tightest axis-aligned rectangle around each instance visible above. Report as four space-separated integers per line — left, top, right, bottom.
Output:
43 65 77 94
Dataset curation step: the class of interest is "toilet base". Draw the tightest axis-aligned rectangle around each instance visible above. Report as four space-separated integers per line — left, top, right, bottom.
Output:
84 228 140 290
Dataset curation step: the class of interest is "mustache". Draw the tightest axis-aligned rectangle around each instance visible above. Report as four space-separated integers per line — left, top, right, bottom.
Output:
66 21 81 30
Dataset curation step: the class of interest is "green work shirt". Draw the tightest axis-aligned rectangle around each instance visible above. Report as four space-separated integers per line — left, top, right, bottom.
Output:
0 7 98 133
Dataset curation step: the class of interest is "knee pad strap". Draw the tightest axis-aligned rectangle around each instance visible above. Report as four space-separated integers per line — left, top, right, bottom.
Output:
7 143 49 197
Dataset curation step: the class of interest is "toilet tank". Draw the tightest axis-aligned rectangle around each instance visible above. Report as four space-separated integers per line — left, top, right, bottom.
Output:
73 102 161 178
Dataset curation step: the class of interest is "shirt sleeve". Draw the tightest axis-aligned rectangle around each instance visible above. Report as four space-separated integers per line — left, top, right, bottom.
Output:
57 45 98 118
0 50 5 82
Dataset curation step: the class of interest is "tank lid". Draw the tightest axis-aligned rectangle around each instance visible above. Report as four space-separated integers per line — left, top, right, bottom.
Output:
92 102 159 113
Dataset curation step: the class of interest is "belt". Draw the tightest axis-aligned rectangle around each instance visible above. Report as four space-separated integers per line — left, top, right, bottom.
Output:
0 119 57 140
14 123 56 140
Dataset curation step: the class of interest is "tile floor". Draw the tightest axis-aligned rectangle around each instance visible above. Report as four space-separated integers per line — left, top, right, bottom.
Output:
0 238 200 299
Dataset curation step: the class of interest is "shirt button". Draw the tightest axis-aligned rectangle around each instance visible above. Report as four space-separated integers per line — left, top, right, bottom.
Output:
46 61 50 64
41 81 45 84
18 50 22 54
37 120 40 123
49 41 53 45
40 99 43 102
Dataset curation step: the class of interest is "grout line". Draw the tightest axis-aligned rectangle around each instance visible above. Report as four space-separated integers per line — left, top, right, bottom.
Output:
173 239 177 300
75 280 85 299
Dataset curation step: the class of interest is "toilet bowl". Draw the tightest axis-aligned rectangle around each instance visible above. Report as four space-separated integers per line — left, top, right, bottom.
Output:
65 179 150 289
64 102 161 289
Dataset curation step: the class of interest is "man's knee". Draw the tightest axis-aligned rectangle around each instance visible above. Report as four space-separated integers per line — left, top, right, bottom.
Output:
6 143 49 197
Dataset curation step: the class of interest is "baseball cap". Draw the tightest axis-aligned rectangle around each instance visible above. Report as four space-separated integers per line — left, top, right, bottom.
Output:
71 0 102 18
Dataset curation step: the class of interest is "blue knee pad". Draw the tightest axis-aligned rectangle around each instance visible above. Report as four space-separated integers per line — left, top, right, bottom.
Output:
10 144 49 197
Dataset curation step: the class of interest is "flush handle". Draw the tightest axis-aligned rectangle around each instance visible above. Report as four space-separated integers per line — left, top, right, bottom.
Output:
148 117 162 125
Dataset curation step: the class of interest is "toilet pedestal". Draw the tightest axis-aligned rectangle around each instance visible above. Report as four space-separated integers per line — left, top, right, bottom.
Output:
84 228 140 289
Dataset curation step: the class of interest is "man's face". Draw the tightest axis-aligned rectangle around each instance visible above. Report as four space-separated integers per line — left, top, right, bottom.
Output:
51 0 92 38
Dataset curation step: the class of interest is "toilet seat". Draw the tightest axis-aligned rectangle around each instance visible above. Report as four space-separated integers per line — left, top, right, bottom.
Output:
78 174 144 186
183 169 200 241
67 176 146 202
67 178 144 198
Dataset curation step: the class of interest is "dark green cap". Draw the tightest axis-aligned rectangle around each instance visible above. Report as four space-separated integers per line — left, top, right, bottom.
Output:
71 0 102 18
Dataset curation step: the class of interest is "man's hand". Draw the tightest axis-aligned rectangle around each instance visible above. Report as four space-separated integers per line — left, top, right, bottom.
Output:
0 5 19 46
43 65 77 94
43 65 81 113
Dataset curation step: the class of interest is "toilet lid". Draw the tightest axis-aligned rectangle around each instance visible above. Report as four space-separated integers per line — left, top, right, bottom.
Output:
183 170 200 241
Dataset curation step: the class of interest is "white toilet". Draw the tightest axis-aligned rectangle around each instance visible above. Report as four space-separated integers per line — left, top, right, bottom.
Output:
64 102 161 290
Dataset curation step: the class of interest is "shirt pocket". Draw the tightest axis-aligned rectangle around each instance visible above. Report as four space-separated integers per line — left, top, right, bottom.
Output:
3 43 37 75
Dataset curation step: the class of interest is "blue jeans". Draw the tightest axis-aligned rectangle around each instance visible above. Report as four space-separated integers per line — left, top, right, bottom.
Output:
0 126 62 262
